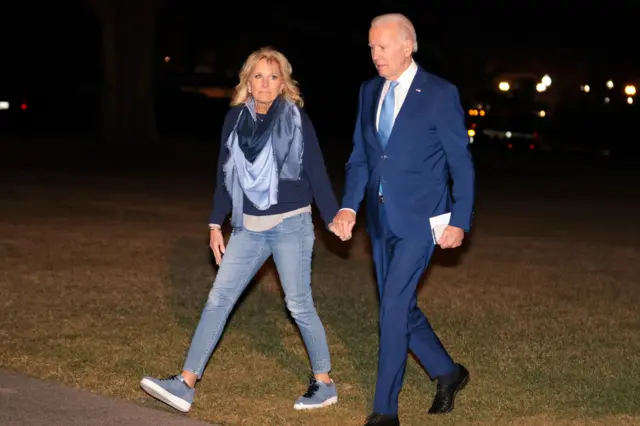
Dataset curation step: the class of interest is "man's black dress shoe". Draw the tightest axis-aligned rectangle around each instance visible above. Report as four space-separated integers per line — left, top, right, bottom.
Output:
428 363 469 414
364 412 400 425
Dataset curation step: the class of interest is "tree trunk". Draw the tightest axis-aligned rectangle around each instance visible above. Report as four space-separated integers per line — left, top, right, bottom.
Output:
88 0 159 154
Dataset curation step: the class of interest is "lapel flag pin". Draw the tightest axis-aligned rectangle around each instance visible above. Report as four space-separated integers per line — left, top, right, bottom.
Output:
416 89 421 92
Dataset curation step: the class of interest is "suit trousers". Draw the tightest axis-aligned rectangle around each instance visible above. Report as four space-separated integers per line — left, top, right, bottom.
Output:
371 201 456 415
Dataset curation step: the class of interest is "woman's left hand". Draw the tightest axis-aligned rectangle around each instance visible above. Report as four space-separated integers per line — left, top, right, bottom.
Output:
329 222 350 241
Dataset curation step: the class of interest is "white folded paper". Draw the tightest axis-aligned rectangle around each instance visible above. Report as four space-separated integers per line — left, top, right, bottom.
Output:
429 212 451 244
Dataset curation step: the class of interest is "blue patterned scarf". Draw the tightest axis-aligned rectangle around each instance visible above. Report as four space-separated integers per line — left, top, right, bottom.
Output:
222 97 304 228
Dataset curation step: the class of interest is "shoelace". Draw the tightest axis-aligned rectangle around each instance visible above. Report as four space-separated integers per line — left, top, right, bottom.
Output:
302 380 319 398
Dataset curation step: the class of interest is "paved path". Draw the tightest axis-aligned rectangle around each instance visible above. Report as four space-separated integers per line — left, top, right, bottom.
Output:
0 369 217 426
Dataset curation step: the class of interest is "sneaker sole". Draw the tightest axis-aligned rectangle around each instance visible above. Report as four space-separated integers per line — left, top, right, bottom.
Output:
293 396 338 410
140 378 192 413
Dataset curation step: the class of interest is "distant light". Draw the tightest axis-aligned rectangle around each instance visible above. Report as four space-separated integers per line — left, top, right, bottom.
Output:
164 56 171 63
468 109 478 116
538 110 546 117
0 101 8 110
479 109 486 116
505 131 512 138
20 103 27 110
536 83 547 92
507 143 513 149
581 85 590 93
468 129 476 137
624 85 636 96
627 97 634 104
476 104 483 109
604 97 610 104
469 136 474 144
606 80 614 89
541 74 551 86
498 81 510 91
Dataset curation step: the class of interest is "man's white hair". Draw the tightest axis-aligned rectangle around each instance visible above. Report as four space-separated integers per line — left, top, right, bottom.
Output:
371 13 418 53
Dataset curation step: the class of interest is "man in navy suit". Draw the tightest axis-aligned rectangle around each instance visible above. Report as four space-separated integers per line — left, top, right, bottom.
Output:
331 13 475 426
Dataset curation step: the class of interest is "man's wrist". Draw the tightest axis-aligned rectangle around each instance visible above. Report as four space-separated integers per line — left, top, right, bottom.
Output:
339 208 356 215
208 224 221 231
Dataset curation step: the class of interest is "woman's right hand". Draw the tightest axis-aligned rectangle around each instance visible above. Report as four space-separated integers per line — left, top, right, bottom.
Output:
210 229 226 265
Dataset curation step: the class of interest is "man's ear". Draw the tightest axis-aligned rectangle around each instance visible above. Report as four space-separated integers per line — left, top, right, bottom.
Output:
404 39 413 56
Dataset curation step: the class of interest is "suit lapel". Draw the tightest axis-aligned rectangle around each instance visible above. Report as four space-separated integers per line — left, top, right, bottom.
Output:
386 68 429 149
370 77 385 150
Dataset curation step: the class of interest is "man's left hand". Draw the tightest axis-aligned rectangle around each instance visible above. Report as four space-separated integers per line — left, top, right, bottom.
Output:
437 225 464 249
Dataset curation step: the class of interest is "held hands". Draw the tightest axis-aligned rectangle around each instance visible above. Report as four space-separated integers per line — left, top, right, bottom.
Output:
329 210 356 241
209 228 226 265
327 211 464 248
328 222 349 241
437 225 464 249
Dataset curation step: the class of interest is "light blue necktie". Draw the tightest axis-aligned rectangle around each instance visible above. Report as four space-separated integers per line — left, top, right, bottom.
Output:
378 80 398 196
378 80 399 148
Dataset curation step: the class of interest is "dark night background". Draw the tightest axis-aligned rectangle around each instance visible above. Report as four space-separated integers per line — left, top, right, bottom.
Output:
1 0 640 164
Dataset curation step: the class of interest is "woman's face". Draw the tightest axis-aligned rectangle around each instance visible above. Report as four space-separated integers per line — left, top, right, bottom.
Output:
249 58 284 106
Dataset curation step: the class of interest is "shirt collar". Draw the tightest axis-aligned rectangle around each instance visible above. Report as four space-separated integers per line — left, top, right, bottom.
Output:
393 59 418 89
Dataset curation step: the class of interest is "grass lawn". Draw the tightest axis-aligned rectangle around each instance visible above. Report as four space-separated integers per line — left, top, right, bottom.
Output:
1 165 639 425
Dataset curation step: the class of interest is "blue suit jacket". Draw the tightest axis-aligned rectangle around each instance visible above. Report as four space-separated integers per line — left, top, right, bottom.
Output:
342 66 475 240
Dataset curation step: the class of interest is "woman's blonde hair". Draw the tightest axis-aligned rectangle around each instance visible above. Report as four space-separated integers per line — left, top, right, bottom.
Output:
230 47 304 108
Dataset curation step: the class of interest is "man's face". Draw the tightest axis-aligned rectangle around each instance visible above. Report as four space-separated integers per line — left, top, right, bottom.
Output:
369 22 412 80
